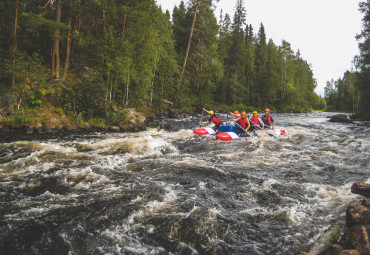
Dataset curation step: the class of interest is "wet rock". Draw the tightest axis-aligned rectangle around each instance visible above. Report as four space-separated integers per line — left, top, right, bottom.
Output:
23 125 33 133
108 126 120 131
346 205 370 227
329 114 352 123
351 182 370 198
363 199 370 210
33 123 43 133
319 244 344 255
348 225 370 255
339 250 361 255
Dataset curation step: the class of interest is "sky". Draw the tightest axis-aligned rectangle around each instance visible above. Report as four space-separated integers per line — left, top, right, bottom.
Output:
156 0 364 97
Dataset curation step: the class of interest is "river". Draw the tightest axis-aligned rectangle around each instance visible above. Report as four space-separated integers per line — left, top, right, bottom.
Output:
0 112 369 254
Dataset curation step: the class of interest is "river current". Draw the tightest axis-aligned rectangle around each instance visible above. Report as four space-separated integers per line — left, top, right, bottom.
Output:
0 112 369 254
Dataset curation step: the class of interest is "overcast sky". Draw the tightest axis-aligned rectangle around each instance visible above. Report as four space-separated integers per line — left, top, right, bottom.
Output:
156 0 363 96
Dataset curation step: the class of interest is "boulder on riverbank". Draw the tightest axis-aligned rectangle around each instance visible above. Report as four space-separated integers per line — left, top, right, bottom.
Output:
329 114 352 123
316 182 370 255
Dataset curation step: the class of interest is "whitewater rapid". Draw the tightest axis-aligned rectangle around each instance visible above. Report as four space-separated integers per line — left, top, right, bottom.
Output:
0 112 369 254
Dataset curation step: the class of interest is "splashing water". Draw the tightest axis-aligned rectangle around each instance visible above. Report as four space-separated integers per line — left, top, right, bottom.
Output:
0 112 369 254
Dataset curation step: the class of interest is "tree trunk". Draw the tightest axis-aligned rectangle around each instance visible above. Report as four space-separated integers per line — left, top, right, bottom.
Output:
12 0 19 86
177 0 199 88
125 74 130 107
62 14 72 81
122 12 127 40
102 10 106 32
51 0 62 79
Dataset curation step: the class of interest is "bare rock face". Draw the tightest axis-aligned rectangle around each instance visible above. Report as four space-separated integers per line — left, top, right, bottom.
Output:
127 108 145 125
363 199 370 210
319 244 343 255
352 182 370 198
329 114 352 123
348 225 370 255
346 205 370 227
338 250 361 255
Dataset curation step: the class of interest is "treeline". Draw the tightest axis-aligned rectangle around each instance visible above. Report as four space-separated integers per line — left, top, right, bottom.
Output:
324 1 370 119
0 0 325 125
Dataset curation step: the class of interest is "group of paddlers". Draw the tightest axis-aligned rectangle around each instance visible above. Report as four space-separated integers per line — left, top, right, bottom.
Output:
200 108 275 136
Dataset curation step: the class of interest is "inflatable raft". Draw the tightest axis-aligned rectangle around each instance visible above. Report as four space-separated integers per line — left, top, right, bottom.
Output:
194 125 286 141
193 127 216 136
267 129 286 137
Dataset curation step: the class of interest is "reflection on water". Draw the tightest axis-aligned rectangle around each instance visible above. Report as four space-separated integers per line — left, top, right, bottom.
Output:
0 112 369 254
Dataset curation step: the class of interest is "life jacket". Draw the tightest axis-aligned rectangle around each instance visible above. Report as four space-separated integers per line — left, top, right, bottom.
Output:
239 116 248 129
262 115 272 125
251 116 260 126
210 115 222 125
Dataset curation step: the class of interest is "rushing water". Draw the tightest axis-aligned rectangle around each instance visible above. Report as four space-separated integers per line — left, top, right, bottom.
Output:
0 112 369 255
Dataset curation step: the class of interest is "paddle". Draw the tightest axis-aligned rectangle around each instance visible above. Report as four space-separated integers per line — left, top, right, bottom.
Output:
199 109 204 128
249 119 262 129
233 121 251 138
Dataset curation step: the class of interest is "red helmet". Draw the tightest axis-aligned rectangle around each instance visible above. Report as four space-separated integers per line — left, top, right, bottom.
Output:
234 111 239 115
264 108 270 113
241 111 246 116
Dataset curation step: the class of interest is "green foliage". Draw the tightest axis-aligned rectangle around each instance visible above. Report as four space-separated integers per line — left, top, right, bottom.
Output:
324 71 359 112
106 108 130 126
0 0 324 123
88 117 106 128
12 112 35 127
54 107 63 115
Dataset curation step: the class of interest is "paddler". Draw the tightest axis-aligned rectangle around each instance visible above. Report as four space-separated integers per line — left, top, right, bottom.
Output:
234 111 250 136
262 108 275 129
201 108 223 131
230 110 240 118
249 111 264 131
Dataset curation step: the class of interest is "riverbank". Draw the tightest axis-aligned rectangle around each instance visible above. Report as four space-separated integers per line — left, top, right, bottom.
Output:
0 105 149 135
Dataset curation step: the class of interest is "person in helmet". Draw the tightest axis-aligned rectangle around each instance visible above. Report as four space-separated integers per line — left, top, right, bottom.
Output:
201 108 223 131
262 108 275 129
249 111 264 131
234 111 250 136
230 110 240 118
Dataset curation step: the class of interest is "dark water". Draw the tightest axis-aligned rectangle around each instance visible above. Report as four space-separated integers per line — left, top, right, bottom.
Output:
0 112 369 254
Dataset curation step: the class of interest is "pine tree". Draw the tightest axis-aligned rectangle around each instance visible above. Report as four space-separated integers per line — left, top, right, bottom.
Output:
356 0 370 119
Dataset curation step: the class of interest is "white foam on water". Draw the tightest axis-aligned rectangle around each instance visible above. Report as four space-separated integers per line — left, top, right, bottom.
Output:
198 182 206 190
99 184 181 253
208 207 222 219
68 166 111 190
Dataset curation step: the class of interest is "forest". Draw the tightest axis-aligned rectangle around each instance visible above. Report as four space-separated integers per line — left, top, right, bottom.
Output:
324 1 370 119
1 0 367 128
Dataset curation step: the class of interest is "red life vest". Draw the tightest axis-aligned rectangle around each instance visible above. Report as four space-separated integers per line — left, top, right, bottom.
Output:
262 115 272 124
251 116 260 126
239 117 248 129
210 115 222 125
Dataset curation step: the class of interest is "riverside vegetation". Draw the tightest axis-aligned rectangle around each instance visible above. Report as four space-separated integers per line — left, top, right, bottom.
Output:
0 0 369 131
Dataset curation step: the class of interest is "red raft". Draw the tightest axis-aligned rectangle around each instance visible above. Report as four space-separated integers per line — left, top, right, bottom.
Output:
216 132 240 141
193 127 216 136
